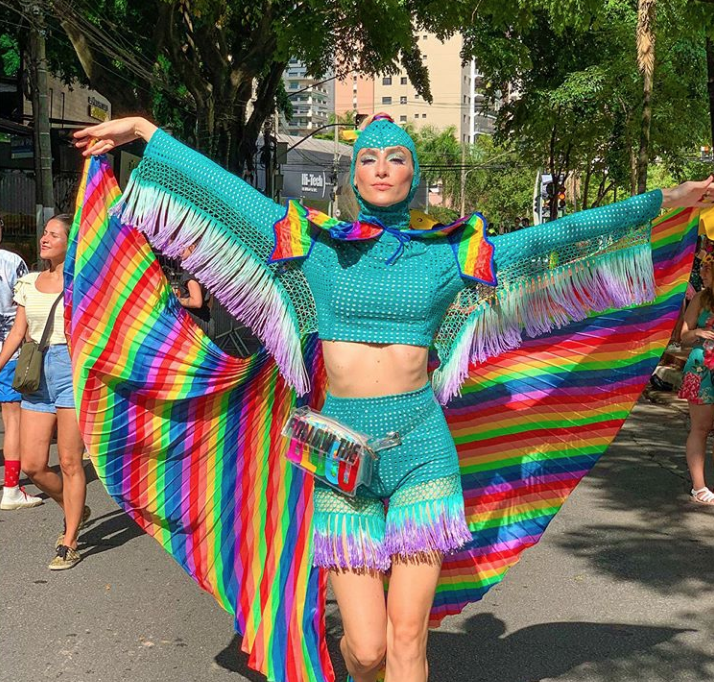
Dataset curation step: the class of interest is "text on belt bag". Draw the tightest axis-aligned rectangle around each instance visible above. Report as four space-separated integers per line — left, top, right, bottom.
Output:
12 293 64 394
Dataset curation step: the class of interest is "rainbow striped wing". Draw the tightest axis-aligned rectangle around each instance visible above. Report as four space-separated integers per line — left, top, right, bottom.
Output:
433 208 698 624
65 157 333 682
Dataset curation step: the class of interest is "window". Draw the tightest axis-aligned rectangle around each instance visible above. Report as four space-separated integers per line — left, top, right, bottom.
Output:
382 96 392 104
382 76 392 85
400 96 407 104
421 113 427 118
414 113 419 119
423 34 428 40
400 115 407 122
400 77 407 85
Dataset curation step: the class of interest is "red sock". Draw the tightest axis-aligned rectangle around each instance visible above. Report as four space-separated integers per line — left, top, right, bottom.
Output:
4 460 20 488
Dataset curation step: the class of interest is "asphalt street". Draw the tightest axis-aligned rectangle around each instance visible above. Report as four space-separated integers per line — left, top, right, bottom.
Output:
2 392 714 682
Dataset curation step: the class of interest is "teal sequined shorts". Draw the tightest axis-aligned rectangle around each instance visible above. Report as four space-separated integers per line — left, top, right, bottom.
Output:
312 383 471 572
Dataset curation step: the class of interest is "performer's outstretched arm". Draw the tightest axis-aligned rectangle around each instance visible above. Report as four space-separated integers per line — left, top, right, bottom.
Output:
492 177 712 270
74 117 284 238
74 117 310 393
433 183 711 403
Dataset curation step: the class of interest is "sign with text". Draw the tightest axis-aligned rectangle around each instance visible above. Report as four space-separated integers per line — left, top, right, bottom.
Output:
88 96 110 122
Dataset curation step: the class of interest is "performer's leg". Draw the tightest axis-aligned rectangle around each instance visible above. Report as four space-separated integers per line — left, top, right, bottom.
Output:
686 402 714 491
385 555 442 682
55 407 86 548
20 409 62 503
330 569 387 682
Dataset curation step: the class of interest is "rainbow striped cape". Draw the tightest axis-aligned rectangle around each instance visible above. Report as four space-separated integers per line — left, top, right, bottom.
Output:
66 156 698 681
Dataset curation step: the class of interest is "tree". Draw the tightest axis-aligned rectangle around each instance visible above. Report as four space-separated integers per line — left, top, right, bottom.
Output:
411 125 464 209
47 0 485 174
461 0 711 207
636 0 656 193
411 128 534 231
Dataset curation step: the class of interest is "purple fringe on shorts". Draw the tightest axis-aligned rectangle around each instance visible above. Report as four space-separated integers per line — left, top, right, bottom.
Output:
385 494 471 558
312 511 390 572
312 493 471 572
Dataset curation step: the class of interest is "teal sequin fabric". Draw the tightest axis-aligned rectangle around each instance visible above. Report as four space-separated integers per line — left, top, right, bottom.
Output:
302 231 465 346
312 383 470 571
121 128 664 401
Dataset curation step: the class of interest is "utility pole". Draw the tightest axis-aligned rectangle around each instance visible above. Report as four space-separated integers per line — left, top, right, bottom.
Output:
460 143 467 216
707 37 714 149
262 118 274 200
332 119 339 217
25 0 55 239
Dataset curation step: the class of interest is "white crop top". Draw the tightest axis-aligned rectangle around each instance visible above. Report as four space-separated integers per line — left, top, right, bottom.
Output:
13 273 66 346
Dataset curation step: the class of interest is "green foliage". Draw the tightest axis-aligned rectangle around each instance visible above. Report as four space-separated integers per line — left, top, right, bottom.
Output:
427 205 460 224
42 0 503 170
412 127 535 230
461 0 712 204
0 34 19 77
463 136 536 230
411 124 463 204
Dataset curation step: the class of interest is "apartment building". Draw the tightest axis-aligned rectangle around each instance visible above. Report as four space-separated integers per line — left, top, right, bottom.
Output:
335 33 497 142
283 59 335 137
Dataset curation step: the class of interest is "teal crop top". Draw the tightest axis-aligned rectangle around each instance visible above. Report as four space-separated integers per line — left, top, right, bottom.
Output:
301 231 465 346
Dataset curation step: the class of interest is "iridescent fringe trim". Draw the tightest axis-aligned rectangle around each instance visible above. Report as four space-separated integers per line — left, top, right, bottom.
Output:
385 493 471 559
433 242 655 403
313 494 471 572
115 177 309 394
313 510 390 572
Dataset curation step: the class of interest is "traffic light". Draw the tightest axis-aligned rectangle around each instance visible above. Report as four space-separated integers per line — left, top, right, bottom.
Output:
545 182 555 198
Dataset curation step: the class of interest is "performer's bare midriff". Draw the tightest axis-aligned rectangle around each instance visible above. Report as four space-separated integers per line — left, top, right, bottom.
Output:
323 341 428 397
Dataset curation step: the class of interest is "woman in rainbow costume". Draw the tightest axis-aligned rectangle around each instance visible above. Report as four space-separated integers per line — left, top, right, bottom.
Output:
70 114 710 682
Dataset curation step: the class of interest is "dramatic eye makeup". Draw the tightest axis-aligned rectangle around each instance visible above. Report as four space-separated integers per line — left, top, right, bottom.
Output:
387 152 408 165
359 152 378 165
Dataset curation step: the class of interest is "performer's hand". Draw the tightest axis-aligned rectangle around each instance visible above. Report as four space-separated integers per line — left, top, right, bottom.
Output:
697 329 714 341
73 117 158 156
661 176 714 208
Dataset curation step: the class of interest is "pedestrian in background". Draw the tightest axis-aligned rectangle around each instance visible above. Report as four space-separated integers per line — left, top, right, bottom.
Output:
0 216 42 510
0 215 89 568
678 252 714 504
173 245 211 334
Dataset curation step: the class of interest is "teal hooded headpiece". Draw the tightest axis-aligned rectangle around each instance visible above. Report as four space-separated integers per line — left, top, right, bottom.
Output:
350 114 421 229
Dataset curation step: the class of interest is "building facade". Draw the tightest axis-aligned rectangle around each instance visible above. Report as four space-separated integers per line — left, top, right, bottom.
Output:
283 59 334 137
334 33 497 142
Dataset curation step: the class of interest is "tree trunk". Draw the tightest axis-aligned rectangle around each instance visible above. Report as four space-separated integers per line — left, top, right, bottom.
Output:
28 8 55 240
59 16 151 116
582 162 592 211
707 38 714 149
636 0 657 194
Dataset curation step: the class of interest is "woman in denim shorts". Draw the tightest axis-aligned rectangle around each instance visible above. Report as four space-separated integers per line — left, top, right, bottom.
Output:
0 215 88 570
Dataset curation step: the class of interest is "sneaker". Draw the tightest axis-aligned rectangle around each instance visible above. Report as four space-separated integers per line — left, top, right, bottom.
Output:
55 505 92 548
0 485 43 510
48 545 82 571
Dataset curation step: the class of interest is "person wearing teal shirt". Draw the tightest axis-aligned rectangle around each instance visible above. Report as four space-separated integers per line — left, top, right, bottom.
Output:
75 113 713 682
